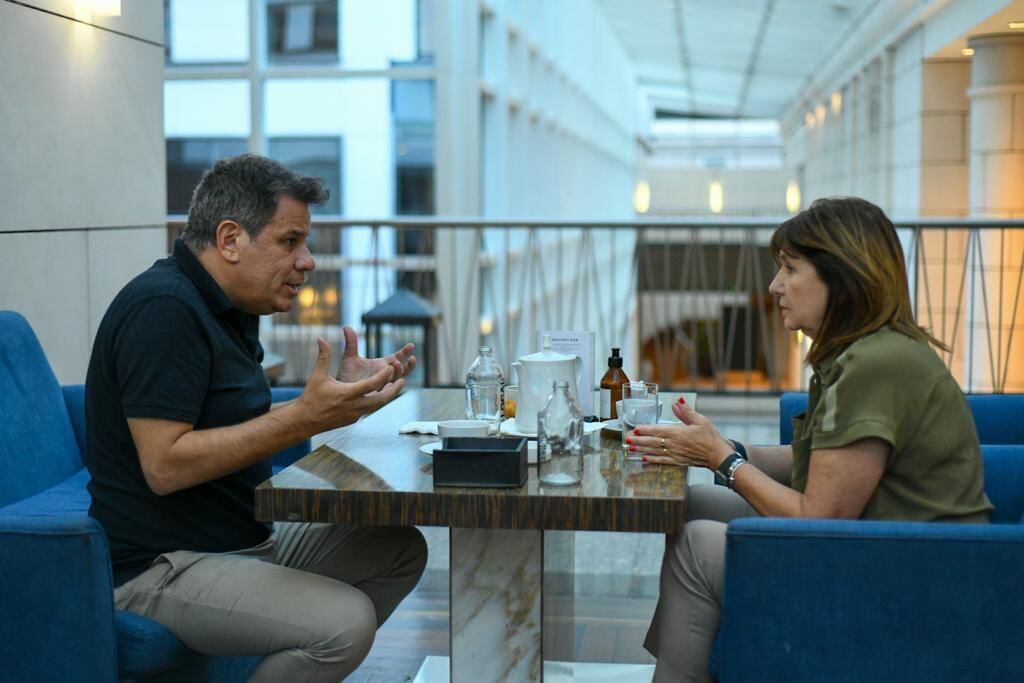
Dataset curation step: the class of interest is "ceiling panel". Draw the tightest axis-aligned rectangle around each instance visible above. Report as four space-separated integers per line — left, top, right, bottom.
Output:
598 0 875 119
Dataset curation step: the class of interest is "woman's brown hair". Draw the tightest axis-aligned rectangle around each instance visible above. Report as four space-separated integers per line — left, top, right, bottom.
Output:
770 196 946 364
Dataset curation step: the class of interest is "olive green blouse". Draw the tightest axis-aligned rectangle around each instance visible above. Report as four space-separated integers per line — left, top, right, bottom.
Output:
791 327 992 522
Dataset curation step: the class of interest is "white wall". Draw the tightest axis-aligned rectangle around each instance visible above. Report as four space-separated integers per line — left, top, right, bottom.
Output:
0 1 166 383
780 0 1008 215
643 166 790 216
433 0 640 384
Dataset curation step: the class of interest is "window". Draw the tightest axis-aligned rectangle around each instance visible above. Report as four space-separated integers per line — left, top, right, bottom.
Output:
416 0 435 63
267 137 343 216
392 80 435 216
166 138 248 215
392 80 435 297
267 0 339 64
165 0 249 65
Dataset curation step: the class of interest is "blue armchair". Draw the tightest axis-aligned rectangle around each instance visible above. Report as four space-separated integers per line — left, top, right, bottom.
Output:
712 392 1024 682
0 310 310 682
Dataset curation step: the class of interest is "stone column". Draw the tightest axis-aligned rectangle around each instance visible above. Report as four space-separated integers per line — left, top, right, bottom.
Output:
966 33 1024 391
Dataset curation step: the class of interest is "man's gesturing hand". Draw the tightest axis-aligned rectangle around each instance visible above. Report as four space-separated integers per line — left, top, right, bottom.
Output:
335 326 416 384
299 337 406 432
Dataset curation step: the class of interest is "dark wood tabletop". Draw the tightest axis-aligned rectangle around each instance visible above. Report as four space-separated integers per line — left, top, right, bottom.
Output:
255 389 689 533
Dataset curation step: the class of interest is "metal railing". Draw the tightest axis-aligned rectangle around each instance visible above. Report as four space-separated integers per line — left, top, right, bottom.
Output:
168 217 1024 394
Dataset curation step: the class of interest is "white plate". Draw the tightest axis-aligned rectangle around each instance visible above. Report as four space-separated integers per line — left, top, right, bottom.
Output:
500 419 537 438
602 418 678 433
499 418 610 438
419 441 442 455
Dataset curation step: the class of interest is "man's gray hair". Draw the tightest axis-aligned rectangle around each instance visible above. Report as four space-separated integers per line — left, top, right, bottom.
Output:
181 154 329 250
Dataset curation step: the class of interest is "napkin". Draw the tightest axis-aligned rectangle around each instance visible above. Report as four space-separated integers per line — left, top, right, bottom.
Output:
399 421 439 435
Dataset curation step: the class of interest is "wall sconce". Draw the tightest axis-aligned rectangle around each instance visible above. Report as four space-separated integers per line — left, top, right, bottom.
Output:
805 111 815 129
75 0 121 19
633 180 651 214
708 180 724 214
830 91 842 117
815 103 826 125
785 181 801 215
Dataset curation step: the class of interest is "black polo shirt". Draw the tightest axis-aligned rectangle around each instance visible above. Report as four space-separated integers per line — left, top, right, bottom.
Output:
85 238 273 586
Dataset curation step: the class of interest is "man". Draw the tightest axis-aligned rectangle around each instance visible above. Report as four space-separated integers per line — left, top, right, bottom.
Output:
85 154 427 681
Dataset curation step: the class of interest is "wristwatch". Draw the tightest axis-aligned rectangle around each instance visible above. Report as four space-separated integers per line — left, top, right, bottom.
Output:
714 451 749 489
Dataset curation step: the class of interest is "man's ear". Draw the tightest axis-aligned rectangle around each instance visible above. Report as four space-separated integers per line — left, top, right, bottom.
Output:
214 220 246 264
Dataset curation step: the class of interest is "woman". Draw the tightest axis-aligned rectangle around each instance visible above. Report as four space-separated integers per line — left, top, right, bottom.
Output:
629 197 992 682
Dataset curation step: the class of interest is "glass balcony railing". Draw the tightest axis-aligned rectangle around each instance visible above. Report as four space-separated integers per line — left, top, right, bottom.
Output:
168 217 1024 394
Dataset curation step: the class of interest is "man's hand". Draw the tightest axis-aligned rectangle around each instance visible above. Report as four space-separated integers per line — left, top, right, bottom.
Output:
300 337 406 433
335 326 417 383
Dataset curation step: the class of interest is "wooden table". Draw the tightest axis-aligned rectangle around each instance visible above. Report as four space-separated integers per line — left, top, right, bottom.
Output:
256 389 692 682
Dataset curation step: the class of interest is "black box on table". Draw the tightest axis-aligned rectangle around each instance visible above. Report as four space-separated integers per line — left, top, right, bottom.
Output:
432 437 528 488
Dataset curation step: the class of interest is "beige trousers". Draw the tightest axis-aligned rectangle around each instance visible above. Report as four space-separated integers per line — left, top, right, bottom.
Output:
114 522 427 682
644 484 758 683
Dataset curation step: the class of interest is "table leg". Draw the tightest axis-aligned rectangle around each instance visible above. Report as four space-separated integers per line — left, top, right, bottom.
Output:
543 530 575 665
450 527 542 682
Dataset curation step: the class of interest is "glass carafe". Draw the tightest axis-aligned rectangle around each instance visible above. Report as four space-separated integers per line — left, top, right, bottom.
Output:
537 380 584 486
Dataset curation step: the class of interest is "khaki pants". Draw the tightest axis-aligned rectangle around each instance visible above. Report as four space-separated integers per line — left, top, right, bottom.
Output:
644 485 758 683
114 523 427 682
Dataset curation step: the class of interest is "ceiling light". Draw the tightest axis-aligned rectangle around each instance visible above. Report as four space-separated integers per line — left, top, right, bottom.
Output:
961 47 975 56
1009 21 1024 29
709 181 724 214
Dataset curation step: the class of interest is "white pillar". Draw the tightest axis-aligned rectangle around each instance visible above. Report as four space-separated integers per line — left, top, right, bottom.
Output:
434 0 482 384
966 33 1024 392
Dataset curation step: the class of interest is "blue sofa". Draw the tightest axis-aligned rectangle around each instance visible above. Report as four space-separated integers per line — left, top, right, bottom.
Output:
713 391 1024 682
0 310 310 682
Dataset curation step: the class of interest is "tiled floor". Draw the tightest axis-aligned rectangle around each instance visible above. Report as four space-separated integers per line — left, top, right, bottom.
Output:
347 395 780 681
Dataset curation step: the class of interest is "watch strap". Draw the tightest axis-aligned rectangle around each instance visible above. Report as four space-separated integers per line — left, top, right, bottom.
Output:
716 451 749 489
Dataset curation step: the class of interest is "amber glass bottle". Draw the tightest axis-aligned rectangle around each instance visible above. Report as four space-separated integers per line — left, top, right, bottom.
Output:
599 348 630 420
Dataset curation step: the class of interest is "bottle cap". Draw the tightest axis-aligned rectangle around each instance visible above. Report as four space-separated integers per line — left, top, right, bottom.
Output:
608 347 623 368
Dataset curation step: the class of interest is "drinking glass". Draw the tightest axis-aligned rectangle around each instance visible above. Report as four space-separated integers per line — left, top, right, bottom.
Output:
620 381 659 446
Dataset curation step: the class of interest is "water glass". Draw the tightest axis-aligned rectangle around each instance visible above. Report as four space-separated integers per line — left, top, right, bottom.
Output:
620 381 659 446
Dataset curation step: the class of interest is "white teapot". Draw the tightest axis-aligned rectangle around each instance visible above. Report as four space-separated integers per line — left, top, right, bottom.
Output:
511 334 584 433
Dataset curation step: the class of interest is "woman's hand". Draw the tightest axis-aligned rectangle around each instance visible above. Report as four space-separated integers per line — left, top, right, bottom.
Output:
625 398 734 470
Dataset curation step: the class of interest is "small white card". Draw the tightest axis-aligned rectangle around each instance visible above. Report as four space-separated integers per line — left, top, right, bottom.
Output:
537 330 596 414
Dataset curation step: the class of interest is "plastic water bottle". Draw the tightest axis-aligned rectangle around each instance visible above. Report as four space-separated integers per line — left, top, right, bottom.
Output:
465 346 504 427
537 380 584 486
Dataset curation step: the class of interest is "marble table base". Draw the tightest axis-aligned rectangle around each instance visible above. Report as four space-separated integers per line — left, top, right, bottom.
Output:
415 656 656 683
449 527 577 682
